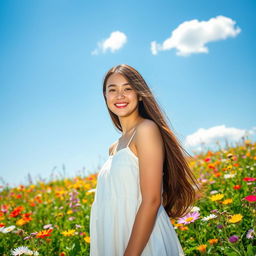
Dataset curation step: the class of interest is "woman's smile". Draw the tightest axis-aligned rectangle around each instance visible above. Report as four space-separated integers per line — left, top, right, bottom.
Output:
114 103 129 108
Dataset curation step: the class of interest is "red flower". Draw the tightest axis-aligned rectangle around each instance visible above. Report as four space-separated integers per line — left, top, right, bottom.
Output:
244 195 256 202
233 185 241 190
9 206 25 218
243 177 256 182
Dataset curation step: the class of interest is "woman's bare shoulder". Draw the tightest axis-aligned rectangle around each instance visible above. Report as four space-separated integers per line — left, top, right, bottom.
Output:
136 119 159 131
135 119 162 145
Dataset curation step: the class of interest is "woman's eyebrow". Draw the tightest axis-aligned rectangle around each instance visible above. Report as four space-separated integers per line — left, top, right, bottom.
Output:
107 82 130 88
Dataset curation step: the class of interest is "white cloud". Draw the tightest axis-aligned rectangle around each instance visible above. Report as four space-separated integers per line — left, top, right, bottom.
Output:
151 15 241 56
184 125 256 152
91 31 127 55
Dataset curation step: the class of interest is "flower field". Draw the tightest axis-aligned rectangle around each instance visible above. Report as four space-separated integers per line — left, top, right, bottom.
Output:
0 139 255 255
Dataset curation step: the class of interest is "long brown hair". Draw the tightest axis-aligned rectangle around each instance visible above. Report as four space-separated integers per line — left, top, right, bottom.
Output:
102 64 201 219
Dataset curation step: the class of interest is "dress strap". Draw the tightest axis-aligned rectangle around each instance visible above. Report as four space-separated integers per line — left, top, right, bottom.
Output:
111 141 118 156
127 128 136 147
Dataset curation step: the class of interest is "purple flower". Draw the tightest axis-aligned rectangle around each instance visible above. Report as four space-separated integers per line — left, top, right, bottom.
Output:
68 189 81 210
217 224 223 229
229 235 239 243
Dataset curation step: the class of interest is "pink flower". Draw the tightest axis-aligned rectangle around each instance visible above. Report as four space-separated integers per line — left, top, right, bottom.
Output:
246 229 254 239
243 177 256 182
177 211 200 225
244 195 256 202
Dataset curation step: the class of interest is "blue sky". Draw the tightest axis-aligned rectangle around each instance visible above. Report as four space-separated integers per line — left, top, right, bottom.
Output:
0 0 255 188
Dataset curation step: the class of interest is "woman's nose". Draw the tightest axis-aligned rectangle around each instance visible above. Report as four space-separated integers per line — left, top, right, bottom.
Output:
116 91 126 98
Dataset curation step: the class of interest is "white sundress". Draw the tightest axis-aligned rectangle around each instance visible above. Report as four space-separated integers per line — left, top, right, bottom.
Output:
89 128 185 256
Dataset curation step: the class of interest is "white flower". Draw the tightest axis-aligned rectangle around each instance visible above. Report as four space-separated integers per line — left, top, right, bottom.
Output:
224 173 236 179
33 251 39 255
210 190 218 195
2 225 16 233
10 246 33 256
190 206 200 212
201 214 217 222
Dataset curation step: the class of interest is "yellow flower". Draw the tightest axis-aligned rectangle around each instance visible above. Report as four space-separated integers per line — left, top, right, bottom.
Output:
174 223 183 227
67 210 73 215
16 218 27 226
228 214 243 223
61 229 76 236
84 236 90 243
222 198 233 205
55 212 64 217
227 165 232 170
210 193 224 201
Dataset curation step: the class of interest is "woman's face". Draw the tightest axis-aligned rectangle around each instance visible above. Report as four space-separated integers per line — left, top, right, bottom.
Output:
105 73 140 117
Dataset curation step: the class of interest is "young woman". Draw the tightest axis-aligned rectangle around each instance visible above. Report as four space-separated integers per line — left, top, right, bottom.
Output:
90 64 200 256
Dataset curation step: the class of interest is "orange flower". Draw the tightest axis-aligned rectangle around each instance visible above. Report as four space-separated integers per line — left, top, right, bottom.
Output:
179 226 189 231
208 164 215 169
197 244 207 252
214 172 222 177
208 238 218 245
36 228 53 238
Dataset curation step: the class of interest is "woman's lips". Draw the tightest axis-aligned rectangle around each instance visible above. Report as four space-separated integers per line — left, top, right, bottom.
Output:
114 103 128 108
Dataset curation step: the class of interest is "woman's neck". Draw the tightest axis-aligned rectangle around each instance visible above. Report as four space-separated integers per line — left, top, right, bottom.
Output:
120 117 144 136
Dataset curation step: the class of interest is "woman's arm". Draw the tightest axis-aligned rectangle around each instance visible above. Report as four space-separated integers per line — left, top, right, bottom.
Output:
124 120 165 256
